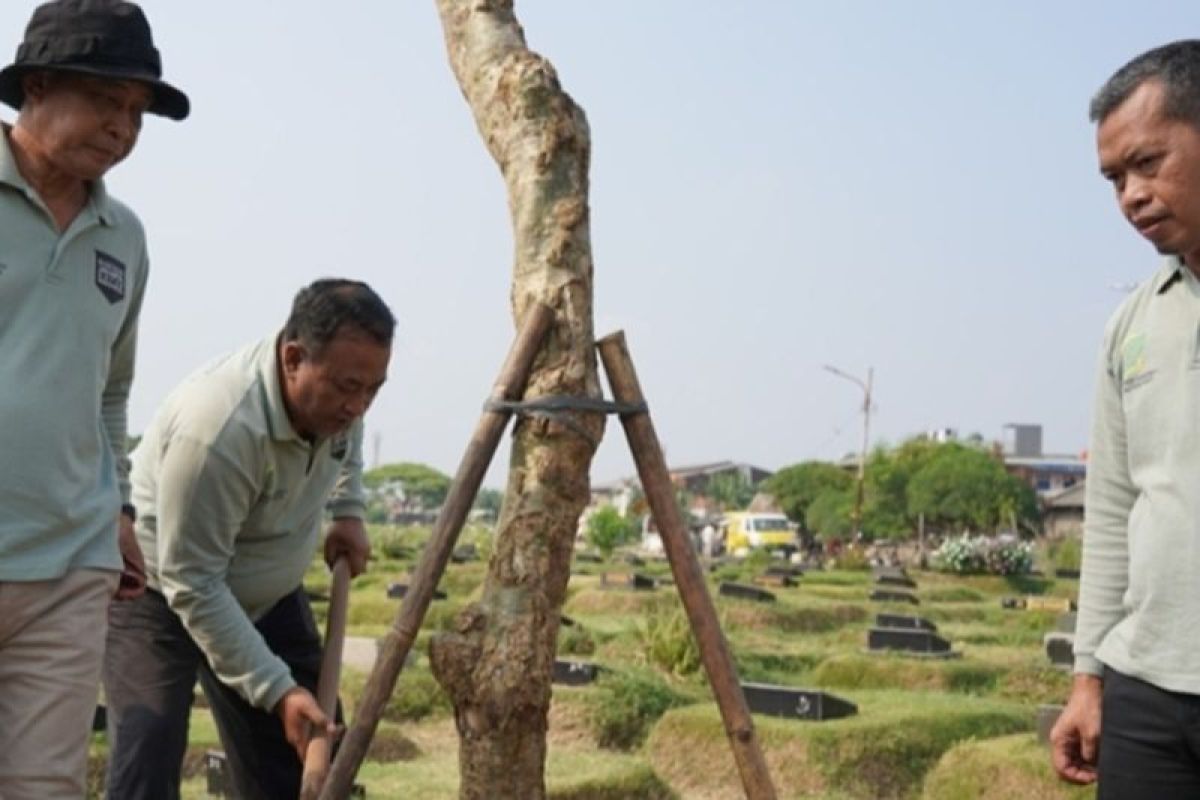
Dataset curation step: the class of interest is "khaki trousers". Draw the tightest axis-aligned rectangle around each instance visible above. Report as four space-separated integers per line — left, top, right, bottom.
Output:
0 569 117 800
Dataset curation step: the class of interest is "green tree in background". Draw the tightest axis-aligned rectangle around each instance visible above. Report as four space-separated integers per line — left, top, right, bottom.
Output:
706 471 756 510
806 487 855 539
472 488 504 518
586 506 637 557
907 445 1039 533
765 461 852 528
364 462 452 509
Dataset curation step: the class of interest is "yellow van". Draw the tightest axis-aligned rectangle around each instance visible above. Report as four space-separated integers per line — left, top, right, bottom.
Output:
723 512 796 554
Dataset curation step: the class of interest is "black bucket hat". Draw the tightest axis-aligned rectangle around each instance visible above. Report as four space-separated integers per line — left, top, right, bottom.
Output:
0 0 188 120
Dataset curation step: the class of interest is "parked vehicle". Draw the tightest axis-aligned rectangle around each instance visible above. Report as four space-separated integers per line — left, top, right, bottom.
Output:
724 512 797 554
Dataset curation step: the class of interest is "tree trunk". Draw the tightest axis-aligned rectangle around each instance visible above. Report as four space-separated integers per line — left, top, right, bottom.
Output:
429 2 600 798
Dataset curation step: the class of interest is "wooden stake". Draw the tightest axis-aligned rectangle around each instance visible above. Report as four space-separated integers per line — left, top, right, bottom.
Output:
597 331 778 800
319 302 555 800
299 556 350 800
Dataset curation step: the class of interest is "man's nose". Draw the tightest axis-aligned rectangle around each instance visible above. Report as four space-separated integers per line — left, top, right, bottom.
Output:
1120 175 1152 215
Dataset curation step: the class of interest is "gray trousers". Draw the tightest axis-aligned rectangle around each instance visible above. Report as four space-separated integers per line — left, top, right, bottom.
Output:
103 587 333 800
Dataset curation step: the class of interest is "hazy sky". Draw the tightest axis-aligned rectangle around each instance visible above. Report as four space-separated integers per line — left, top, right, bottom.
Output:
1 2 1192 486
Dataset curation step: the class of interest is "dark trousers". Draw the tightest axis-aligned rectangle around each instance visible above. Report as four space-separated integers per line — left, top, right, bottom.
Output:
103 587 332 800
1099 667 1200 799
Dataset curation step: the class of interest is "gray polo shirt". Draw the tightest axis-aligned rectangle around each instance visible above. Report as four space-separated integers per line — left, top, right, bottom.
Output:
0 125 146 581
132 333 366 709
1077 256 1200 693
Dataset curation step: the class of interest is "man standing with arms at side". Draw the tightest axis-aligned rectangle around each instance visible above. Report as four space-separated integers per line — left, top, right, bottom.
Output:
1053 40 1200 797
0 1 188 797
104 279 393 800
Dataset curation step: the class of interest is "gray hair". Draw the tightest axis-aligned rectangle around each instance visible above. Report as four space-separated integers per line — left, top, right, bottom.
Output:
1090 40 1200 127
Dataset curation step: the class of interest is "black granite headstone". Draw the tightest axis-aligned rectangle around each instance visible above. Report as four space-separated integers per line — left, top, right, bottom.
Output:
875 613 937 632
868 627 952 656
205 750 231 797
1044 632 1074 668
718 582 777 603
874 573 918 589
1054 567 1081 579
553 659 602 686
870 588 919 605
451 544 479 563
765 564 804 578
387 582 447 600
739 682 858 721
600 572 656 591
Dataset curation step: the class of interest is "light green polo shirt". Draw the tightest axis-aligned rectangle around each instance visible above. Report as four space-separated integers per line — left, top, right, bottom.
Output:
1077 256 1200 693
0 124 146 581
132 333 366 710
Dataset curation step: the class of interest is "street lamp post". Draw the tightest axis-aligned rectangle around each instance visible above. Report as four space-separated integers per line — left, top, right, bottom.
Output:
823 365 873 537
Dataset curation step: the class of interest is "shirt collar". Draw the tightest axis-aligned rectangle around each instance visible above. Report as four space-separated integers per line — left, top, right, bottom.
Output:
1155 256 1187 295
260 331 307 444
0 123 113 226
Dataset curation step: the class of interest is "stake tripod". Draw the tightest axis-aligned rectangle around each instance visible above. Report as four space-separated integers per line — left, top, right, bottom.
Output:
317 316 776 800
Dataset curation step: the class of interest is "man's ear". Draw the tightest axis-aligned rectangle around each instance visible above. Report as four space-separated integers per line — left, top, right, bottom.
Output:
280 340 308 376
20 71 51 103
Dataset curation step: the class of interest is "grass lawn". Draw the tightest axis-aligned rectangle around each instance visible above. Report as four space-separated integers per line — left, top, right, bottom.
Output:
85 524 1086 799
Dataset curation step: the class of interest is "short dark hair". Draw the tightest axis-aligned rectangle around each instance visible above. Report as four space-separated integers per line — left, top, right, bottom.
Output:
1090 40 1200 126
283 279 395 355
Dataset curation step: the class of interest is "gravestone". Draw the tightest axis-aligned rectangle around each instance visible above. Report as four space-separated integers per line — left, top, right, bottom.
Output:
1037 704 1064 745
1054 567 1081 579
1045 632 1075 668
600 572 656 591
621 553 646 567
92 704 106 733
870 588 919 605
1055 611 1077 633
873 566 917 589
451 543 478 563
553 659 602 686
739 682 857 721
868 627 953 657
753 573 797 589
575 551 603 564
387 582 447 600
765 564 804 578
205 751 231 797
875 613 937 632
718 582 777 603
1000 596 1025 610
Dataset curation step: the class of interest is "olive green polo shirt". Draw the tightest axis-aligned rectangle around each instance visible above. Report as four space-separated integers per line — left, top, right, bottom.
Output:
0 124 147 581
1077 256 1200 693
131 333 367 710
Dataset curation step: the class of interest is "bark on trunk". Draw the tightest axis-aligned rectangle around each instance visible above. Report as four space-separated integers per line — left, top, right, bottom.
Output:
430 2 600 798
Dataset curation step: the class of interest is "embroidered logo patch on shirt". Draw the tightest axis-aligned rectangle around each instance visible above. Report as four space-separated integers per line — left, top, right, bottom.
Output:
1121 333 1155 391
95 251 126 304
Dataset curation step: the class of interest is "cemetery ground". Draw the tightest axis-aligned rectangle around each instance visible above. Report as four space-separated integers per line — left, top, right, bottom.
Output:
87 525 1096 799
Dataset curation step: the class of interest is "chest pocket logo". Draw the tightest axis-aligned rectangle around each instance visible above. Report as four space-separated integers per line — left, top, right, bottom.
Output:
95 251 126 304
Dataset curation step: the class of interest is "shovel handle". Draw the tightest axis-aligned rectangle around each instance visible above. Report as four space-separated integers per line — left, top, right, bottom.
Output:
299 556 351 799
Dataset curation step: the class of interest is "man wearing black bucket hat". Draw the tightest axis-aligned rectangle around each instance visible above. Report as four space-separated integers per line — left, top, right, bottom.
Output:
0 1 187 797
